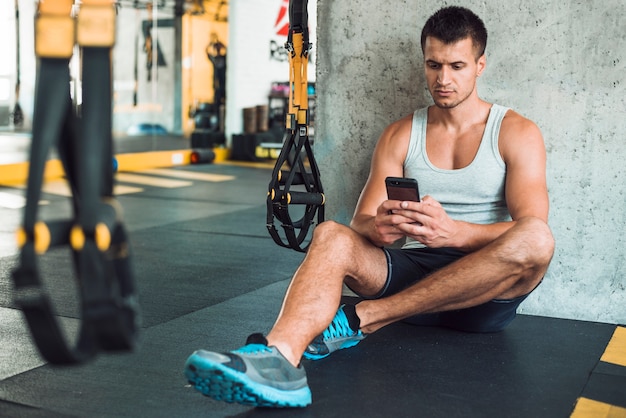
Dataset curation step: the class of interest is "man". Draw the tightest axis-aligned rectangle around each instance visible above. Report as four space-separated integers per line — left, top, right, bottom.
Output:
206 34 226 107
184 6 554 408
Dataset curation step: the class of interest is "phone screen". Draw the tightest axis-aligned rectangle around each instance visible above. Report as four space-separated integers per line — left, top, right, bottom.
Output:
385 177 420 202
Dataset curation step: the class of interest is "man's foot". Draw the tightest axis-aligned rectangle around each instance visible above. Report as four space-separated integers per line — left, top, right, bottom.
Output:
303 304 366 360
184 333 312 408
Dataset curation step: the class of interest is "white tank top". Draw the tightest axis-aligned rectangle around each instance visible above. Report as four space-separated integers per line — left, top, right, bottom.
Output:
403 104 512 249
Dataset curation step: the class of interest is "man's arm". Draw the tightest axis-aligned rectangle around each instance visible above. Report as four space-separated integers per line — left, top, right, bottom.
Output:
500 111 549 222
350 114 413 247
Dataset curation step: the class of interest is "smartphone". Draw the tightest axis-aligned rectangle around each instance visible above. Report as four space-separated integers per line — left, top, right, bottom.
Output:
385 177 420 202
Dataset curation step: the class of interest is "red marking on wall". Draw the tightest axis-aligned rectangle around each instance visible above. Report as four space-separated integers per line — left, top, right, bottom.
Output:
274 0 290 36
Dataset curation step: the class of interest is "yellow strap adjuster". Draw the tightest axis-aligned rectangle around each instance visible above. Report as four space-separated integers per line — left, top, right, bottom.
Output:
70 223 111 252
35 0 76 58
38 0 74 15
16 222 51 255
77 0 116 47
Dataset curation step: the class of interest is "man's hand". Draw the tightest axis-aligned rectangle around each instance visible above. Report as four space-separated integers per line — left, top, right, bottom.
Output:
384 196 461 248
372 200 411 246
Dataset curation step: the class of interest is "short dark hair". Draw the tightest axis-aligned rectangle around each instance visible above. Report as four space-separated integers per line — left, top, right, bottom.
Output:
420 6 488 59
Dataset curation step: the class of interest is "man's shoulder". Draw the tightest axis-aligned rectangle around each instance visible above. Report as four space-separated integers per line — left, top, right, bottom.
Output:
384 112 415 136
500 106 539 131
498 107 544 160
374 112 415 161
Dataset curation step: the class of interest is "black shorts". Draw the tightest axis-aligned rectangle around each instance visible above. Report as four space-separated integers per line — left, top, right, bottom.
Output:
355 247 534 333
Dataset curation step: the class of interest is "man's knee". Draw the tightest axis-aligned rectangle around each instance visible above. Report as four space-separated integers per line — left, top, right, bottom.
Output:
516 217 555 266
310 220 356 251
498 217 554 281
312 220 346 239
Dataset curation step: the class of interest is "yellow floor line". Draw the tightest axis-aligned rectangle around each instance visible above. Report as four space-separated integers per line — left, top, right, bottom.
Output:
0 150 194 186
0 148 233 186
115 172 193 188
138 168 235 182
571 398 626 418
0 159 66 186
115 150 192 172
601 326 626 367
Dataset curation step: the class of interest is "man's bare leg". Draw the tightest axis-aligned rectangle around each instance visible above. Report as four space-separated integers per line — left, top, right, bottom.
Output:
356 216 554 334
266 220 389 366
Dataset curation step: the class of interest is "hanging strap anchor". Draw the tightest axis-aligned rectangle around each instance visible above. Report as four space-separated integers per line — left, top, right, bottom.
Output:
267 0 324 252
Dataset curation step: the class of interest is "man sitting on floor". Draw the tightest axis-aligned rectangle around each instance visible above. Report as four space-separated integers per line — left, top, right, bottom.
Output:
184 5 555 408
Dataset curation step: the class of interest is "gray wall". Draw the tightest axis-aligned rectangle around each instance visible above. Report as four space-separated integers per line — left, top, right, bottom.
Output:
315 1 626 324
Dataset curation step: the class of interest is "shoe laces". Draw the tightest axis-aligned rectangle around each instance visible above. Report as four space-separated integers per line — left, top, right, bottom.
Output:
322 307 356 340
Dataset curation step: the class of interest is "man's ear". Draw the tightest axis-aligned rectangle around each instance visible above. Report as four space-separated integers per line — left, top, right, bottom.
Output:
476 54 486 77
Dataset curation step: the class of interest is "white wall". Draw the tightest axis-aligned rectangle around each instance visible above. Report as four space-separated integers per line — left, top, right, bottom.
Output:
226 0 317 141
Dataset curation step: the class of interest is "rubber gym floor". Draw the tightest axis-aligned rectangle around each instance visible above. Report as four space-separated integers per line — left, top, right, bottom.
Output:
0 147 625 417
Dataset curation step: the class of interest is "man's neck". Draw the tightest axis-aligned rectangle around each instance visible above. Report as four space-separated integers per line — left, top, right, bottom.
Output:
429 98 491 131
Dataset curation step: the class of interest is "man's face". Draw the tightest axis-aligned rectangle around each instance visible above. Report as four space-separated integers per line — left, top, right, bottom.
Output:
423 36 485 109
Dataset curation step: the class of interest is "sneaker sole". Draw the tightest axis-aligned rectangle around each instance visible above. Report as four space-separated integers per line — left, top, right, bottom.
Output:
184 352 312 408
303 338 363 361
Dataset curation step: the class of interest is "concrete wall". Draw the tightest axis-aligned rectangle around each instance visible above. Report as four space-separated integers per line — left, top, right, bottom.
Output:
315 1 626 324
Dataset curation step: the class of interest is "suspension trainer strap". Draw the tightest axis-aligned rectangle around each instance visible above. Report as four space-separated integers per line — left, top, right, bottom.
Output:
76 0 138 353
11 0 139 365
267 0 324 252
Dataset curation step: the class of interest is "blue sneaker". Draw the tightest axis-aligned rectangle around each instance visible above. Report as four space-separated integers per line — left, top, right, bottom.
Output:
303 304 366 360
184 334 312 408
